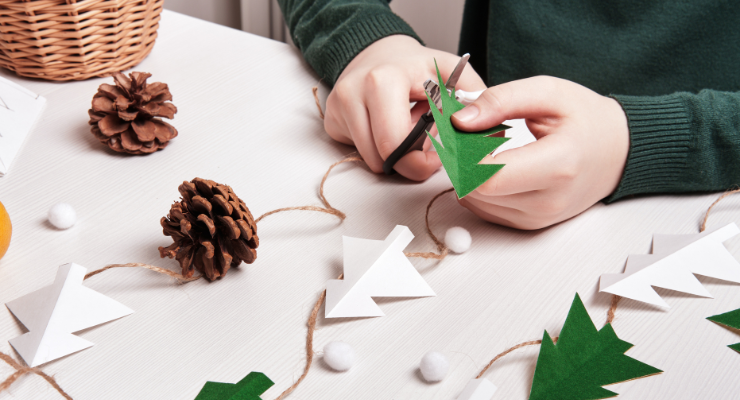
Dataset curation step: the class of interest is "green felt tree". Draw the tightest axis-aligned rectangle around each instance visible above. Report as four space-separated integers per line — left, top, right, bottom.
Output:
707 307 740 353
529 294 662 400
195 372 273 400
426 61 510 199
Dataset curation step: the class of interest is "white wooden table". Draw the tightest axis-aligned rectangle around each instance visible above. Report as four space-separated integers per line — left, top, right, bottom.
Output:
1 10 739 400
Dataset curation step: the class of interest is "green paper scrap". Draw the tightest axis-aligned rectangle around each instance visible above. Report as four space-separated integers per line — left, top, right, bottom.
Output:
195 372 274 400
707 308 740 353
426 60 510 199
529 294 662 400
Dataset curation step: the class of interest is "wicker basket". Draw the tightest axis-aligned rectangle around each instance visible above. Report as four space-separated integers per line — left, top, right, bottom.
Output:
0 0 163 81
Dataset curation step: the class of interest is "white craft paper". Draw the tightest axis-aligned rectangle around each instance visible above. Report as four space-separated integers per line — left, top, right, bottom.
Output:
457 378 498 400
0 76 46 177
5 263 134 367
325 225 436 318
600 223 740 307
490 119 536 158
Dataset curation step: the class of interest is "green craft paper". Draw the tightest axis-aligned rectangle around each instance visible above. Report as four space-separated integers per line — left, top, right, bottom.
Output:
529 294 662 400
707 308 740 353
426 60 510 199
195 372 274 400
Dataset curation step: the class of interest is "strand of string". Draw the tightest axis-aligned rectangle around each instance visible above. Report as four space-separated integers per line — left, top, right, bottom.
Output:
700 186 740 232
0 352 73 400
272 186 453 400
473 185 740 380
0 84 446 398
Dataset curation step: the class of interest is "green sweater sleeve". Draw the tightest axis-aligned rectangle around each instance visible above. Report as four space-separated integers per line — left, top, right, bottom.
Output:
606 90 740 202
277 0 422 85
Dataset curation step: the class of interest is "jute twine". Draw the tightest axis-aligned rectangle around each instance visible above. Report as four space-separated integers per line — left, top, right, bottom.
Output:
0 151 451 398
4 87 737 398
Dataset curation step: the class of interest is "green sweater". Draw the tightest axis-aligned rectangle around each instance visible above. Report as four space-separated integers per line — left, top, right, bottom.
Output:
278 0 740 201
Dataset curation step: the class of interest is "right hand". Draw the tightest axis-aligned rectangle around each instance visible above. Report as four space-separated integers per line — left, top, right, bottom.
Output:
325 35 486 180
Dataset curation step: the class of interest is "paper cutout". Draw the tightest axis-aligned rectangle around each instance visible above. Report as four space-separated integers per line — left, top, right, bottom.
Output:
0 76 46 176
5 263 134 367
600 223 740 307
195 372 273 400
707 308 740 353
426 61 510 199
458 378 498 400
325 225 436 318
529 294 661 400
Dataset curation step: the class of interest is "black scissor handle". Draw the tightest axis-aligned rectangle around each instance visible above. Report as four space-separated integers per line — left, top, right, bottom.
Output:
382 112 435 175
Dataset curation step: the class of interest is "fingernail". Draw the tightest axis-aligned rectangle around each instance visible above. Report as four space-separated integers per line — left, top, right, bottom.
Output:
453 105 479 122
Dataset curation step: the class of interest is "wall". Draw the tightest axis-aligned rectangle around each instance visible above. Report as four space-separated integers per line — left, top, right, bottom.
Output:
164 0 242 30
163 0 466 54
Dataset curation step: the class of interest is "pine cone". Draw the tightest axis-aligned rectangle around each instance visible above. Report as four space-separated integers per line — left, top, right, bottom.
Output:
88 71 178 154
158 178 259 281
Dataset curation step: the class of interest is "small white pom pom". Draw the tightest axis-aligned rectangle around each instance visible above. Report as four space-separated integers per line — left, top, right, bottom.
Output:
48 203 76 230
323 341 355 371
419 351 449 382
445 227 471 253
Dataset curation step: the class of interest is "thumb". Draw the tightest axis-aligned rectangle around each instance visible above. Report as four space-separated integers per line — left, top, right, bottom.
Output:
451 76 564 132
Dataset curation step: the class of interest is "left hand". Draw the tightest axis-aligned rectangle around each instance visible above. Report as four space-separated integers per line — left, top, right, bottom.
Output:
451 76 630 230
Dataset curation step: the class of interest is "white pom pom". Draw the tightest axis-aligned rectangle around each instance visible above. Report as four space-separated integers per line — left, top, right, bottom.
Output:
48 203 76 230
323 341 355 371
445 227 471 253
419 351 449 382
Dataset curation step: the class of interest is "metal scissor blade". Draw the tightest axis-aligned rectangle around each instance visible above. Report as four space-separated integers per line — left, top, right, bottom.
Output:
445 53 469 92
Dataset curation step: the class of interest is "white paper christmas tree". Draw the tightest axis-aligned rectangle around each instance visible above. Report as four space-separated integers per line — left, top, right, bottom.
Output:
6 263 134 367
600 223 740 307
325 225 436 318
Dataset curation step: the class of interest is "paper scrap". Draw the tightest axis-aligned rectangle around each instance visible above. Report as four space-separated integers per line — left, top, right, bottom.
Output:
5 263 134 367
600 223 740 307
458 378 497 400
325 225 436 318
707 308 740 353
529 294 661 400
0 76 46 177
195 372 273 400
426 61 509 199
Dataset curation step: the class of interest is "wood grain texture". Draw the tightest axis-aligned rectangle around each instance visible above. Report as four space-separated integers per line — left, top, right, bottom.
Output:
2 10 740 400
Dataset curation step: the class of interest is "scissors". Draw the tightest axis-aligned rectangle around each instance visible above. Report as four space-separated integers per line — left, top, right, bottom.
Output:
382 53 484 175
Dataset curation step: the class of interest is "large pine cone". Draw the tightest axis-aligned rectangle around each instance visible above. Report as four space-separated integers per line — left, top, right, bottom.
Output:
88 71 178 154
158 178 259 281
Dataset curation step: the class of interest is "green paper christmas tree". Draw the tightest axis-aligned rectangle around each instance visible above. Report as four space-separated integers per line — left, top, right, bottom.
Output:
529 294 662 400
426 61 510 199
195 372 273 400
707 307 740 353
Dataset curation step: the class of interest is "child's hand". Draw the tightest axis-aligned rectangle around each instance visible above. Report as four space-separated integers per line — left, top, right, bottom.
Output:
325 35 486 180
451 76 630 230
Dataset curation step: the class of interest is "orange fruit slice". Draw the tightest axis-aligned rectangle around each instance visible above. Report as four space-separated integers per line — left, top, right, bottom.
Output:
0 201 11 260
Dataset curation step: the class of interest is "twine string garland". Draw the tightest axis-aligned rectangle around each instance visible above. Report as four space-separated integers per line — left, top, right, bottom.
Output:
0 151 448 398
2 88 737 398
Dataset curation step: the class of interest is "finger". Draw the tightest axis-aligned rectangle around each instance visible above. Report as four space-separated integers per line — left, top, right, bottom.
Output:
471 133 573 196
393 150 441 181
365 72 413 161
458 197 528 229
452 76 568 132
466 189 567 221
344 104 385 173
324 110 353 145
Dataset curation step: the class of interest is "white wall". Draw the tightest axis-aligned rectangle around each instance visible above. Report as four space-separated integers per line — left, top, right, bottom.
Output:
390 0 465 54
164 0 242 30
164 0 466 54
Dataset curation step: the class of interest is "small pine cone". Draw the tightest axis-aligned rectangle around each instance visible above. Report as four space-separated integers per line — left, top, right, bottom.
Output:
158 178 259 281
88 71 178 154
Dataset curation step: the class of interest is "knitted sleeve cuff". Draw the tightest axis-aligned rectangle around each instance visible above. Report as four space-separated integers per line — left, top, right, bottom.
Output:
604 94 693 203
303 11 422 86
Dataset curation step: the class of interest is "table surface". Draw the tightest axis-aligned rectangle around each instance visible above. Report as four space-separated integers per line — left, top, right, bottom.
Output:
2 10 740 400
